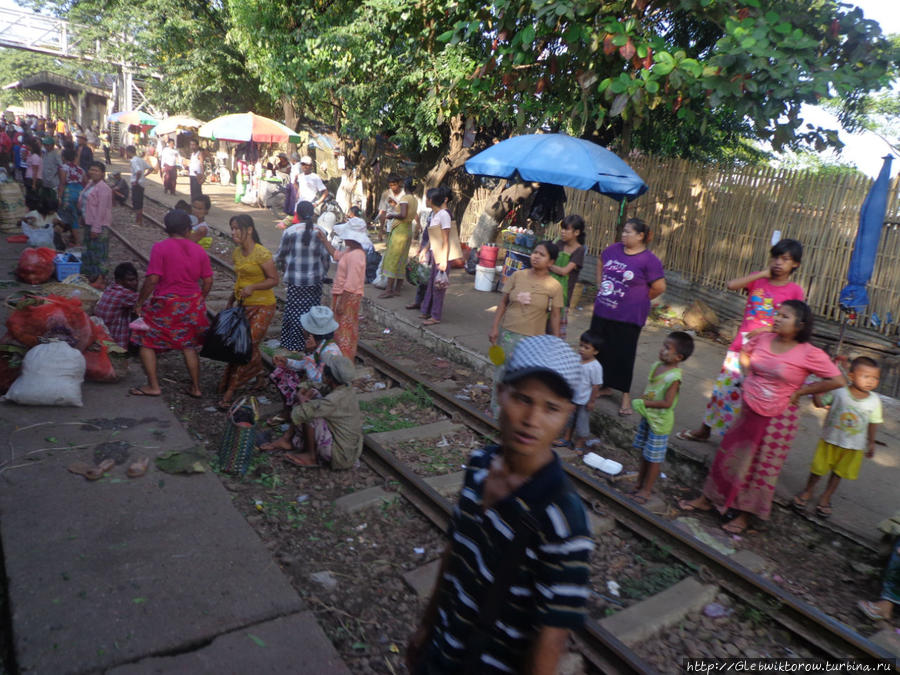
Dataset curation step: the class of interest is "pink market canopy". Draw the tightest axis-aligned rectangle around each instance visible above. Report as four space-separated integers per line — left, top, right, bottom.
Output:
198 112 300 144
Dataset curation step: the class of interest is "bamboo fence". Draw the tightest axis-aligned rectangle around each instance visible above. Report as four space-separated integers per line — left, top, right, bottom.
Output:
457 156 900 341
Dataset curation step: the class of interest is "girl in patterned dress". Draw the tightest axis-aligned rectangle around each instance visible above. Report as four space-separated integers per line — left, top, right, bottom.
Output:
677 239 805 442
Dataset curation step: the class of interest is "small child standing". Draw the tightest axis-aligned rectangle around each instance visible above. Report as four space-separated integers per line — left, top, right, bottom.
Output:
631 331 694 503
558 331 604 452
793 356 881 519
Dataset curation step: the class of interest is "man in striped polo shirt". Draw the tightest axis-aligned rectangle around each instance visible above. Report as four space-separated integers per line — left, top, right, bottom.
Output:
408 335 594 674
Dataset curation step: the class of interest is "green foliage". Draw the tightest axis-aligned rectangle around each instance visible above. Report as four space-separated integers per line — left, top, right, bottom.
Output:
441 0 898 152
17 0 276 118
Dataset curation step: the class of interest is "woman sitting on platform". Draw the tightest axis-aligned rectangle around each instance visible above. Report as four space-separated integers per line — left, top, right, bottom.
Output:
280 353 362 469
264 306 343 434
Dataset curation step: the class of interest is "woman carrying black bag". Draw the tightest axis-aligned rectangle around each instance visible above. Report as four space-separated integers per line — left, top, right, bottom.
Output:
215 215 279 410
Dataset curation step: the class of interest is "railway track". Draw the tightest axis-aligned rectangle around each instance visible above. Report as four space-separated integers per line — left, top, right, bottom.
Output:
108 200 895 671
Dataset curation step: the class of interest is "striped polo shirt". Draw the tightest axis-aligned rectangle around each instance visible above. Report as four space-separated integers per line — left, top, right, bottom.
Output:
423 445 594 674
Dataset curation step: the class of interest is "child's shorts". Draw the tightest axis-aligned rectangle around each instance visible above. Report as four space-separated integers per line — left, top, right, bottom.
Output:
633 418 668 463
810 439 863 480
571 404 591 439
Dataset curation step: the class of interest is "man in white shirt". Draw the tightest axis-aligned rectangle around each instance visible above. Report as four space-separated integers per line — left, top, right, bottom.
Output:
187 138 205 202
127 145 152 226
295 154 328 212
159 137 182 195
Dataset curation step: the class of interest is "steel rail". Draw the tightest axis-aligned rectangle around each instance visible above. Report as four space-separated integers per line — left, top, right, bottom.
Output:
108 213 654 675
351 335 895 662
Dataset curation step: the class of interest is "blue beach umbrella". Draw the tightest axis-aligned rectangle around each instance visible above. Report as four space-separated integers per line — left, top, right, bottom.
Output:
839 155 894 311
464 133 647 201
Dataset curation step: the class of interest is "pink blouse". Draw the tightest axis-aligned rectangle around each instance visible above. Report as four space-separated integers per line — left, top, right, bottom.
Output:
78 180 113 234
741 333 841 417
332 248 366 296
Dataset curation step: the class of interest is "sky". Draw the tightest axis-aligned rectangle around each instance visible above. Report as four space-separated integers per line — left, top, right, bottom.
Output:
797 0 899 177
0 0 897 175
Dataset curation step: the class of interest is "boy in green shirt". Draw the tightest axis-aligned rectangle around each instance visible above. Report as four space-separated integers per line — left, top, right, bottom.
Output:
630 331 694 504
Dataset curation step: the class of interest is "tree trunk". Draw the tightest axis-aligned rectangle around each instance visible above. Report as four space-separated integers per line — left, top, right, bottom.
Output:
282 96 299 153
423 115 471 188
468 183 536 248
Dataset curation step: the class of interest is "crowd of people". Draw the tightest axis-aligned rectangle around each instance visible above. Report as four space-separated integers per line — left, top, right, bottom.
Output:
5 111 894 671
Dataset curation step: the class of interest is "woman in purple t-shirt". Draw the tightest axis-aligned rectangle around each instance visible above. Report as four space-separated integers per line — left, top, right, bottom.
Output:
590 218 666 416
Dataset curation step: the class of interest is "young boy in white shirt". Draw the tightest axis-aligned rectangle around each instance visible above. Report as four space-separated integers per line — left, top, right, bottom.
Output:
793 356 882 519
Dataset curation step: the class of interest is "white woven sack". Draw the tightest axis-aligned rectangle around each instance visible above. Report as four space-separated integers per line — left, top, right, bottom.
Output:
4 341 86 407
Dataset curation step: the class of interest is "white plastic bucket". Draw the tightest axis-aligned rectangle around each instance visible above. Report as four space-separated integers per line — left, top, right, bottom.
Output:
474 265 496 291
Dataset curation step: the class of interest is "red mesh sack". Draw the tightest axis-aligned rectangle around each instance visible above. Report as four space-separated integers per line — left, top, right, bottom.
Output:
6 295 94 351
83 320 119 382
15 247 56 284
84 343 116 382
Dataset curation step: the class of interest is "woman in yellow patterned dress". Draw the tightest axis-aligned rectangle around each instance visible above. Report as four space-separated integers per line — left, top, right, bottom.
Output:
378 176 419 299
217 214 279 410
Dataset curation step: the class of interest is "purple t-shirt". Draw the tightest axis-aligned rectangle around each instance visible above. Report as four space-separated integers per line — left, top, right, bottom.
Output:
146 237 213 297
593 242 665 327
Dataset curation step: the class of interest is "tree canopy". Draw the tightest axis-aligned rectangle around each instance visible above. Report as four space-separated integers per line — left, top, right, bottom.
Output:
225 0 898 165
16 0 277 119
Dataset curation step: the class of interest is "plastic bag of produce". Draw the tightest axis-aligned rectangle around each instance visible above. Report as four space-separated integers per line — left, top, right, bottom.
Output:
15 247 56 284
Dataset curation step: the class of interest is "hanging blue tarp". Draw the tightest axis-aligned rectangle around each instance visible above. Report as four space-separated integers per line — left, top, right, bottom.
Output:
839 155 894 310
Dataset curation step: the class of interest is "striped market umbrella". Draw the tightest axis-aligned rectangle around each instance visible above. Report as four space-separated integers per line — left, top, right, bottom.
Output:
108 110 160 126
198 112 300 144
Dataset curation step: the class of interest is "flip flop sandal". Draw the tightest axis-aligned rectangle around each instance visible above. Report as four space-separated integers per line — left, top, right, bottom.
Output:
552 439 574 449
677 498 713 513
815 504 833 519
722 519 748 535
129 387 161 397
283 452 318 468
68 458 115 481
618 408 633 417
126 457 150 478
631 494 649 505
858 600 890 621
792 495 809 511
675 429 711 443
67 461 95 479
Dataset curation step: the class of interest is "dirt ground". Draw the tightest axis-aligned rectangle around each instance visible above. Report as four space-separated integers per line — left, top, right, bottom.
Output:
98 209 896 672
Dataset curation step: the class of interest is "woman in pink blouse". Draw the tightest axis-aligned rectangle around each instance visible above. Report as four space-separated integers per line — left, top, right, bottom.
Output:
317 223 370 359
679 300 844 534
78 161 113 280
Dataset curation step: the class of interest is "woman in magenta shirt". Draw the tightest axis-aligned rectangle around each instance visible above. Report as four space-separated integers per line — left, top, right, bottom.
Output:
590 218 666 416
131 209 213 398
679 300 844 534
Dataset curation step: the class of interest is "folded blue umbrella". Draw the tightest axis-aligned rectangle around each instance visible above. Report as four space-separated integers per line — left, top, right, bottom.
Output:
839 155 894 310
464 133 648 201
